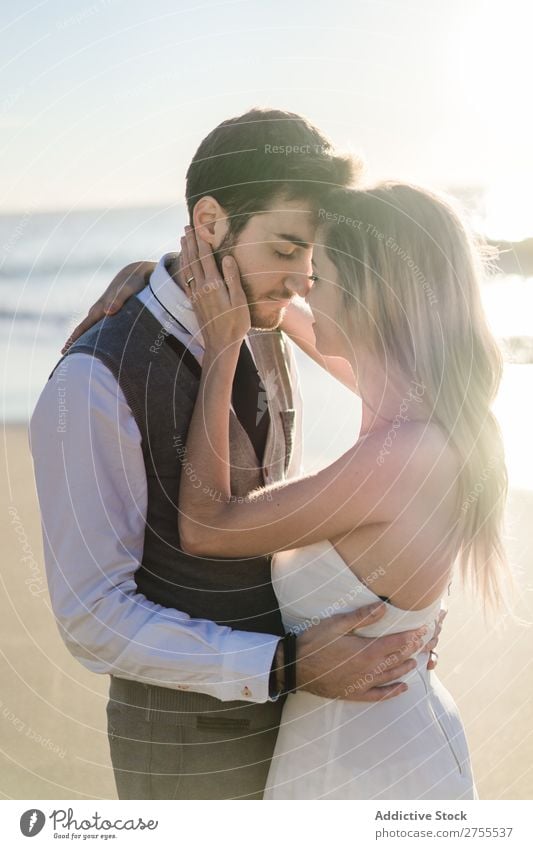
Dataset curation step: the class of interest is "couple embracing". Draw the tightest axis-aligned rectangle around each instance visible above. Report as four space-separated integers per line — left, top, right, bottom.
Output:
31 108 508 800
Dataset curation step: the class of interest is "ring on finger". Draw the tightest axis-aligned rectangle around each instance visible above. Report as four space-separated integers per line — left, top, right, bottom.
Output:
186 276 195 286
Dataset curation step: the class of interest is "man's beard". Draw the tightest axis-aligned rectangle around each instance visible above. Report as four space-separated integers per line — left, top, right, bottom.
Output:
215 231 287 330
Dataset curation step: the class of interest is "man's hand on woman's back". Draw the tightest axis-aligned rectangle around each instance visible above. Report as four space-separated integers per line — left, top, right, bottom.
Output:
294 602 441 702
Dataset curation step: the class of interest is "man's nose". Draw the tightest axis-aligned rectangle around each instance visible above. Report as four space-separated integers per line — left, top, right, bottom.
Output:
285 272 313 299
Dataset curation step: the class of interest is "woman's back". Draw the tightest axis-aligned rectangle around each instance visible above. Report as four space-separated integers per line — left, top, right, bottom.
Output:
330 421 461 611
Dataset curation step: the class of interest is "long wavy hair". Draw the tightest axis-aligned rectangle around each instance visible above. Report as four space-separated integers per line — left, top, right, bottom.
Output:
321 182 510 611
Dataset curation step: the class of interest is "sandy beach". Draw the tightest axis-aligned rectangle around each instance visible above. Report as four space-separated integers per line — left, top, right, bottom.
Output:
1 423 532 800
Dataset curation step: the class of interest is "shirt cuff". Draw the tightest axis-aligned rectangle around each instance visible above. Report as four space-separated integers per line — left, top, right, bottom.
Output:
220 631 281 703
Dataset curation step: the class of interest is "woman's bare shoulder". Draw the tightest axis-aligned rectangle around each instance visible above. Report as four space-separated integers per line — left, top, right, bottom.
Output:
360 419 459 495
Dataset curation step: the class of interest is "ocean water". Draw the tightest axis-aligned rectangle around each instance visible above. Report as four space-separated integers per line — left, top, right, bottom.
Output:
0 204 186 424
1 205 532 490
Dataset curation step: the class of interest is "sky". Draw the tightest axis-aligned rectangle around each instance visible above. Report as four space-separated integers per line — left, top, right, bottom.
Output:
1 0 532 236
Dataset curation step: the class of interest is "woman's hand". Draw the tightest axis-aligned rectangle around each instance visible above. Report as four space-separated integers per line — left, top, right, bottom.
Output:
61 260 154 353
181 225 250 351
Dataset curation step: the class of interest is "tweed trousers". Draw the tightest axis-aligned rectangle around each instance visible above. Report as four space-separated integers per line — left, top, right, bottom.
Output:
106 676 285 800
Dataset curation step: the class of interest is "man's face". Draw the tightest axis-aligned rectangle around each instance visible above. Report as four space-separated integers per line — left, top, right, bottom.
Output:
219 198 317 329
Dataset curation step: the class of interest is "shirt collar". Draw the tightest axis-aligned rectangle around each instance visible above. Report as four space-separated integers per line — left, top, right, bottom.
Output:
148 252 204 345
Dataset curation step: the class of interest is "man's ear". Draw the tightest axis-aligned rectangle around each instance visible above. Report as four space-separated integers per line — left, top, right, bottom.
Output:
192 196 229 247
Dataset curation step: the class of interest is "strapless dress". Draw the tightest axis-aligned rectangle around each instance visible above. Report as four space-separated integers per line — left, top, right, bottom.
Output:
264 538 477 799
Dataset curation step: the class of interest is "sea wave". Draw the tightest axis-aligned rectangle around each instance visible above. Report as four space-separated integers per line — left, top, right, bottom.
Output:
0 256 126 280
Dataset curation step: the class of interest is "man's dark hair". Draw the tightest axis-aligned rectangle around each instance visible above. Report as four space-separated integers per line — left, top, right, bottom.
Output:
185 107 361 238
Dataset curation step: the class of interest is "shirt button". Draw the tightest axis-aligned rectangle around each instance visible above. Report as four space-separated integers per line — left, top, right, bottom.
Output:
241 686 252 698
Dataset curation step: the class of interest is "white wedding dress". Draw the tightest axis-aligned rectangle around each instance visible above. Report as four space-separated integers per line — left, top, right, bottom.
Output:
264 539 477 800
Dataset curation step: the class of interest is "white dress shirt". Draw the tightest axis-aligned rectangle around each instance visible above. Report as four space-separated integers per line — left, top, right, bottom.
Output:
29 254 303 703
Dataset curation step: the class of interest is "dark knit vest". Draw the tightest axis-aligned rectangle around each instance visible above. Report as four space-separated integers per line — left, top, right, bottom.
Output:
49 296 299 636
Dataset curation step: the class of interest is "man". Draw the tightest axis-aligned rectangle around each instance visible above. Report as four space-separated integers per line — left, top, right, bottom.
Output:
30 108 441 800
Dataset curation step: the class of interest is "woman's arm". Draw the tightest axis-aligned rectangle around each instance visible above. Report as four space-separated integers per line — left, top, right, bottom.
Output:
181 364 433 558
280 299 357 391
179 227 443 559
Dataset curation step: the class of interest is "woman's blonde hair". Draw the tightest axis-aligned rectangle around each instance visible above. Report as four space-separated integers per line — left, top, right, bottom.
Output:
321 182 510 610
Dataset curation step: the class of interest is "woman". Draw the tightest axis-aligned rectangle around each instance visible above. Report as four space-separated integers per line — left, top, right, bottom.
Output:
173 183 510 800
69 183 509 798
